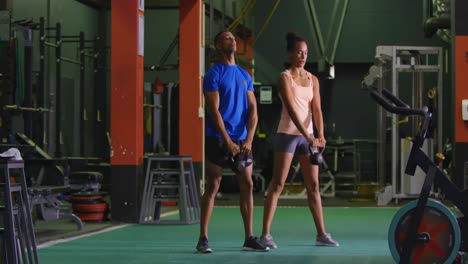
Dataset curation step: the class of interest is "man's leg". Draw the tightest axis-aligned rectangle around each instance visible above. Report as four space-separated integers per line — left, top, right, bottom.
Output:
237 163 269 251
196 160 223 253
199 160 223 239
236 164 254 239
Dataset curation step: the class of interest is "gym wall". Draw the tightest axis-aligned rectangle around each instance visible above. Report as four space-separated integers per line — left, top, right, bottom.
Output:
252 0 450 142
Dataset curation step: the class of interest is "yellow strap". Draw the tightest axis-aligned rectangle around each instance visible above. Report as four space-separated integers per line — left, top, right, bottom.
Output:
256 127 266 138
401 137 412 153
393 117 409 125
253 0 282 45
227 0 256 32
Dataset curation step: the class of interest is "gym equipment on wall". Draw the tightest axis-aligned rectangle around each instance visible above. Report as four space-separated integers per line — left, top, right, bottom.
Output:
38 17 104 157
39 17 95 157
370 87 468 264
93 35 109 160
1 19 50 145
1 17 104 158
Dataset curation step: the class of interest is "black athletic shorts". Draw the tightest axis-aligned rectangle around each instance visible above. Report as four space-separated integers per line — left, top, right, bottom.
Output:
205 136 253 172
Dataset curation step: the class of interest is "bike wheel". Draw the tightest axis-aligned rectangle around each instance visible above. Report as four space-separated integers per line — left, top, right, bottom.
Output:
388 199 461 264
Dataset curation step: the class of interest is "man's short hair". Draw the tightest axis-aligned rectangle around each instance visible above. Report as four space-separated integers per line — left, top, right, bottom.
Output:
214 30 232 45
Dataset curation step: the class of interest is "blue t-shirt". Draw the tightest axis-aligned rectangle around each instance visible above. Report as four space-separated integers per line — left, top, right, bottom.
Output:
204 63 254 140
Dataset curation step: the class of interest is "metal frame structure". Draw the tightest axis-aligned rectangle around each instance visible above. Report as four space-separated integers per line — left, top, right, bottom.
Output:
370 46 443 205
139 155 200 225
0 159 39 264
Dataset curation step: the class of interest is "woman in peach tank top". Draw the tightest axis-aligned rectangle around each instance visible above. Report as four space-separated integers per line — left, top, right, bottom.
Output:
260 32 339 249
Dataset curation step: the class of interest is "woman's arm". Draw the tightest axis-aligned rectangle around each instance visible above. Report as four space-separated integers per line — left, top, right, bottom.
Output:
311 75 326 147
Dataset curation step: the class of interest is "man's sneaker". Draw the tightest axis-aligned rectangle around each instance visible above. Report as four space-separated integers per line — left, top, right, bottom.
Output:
315 233 339 247
242 236 270 252
260 234 278 249
196 237 213 253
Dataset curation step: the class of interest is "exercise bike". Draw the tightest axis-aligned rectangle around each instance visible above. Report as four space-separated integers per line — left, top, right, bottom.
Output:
370 87 468 264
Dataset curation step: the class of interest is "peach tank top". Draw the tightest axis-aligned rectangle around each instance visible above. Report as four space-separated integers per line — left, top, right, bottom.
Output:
277 70 314 135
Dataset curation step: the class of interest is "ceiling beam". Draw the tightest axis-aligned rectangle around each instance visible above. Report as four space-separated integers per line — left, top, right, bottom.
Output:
75 0 179 10
76 0 110 9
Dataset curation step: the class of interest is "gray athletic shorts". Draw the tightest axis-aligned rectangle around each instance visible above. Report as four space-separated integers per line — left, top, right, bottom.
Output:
274 133 316 155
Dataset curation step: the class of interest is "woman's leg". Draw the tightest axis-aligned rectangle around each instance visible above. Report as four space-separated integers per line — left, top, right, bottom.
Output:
261 151 294 236
298 154 325 236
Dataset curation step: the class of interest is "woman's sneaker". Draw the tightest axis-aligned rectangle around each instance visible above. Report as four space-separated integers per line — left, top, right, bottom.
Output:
260 234 278 249
242 236 270 252
196 237 213 253
315 233 339 247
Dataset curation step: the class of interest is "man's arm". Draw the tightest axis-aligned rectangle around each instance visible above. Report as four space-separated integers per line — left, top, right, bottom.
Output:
241 90 258 153
205 91 240 156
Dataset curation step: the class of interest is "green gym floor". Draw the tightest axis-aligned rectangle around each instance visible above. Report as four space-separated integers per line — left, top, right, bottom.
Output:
38 206 399 264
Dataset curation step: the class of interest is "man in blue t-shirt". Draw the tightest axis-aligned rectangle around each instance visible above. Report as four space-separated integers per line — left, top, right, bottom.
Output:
195 31 269 253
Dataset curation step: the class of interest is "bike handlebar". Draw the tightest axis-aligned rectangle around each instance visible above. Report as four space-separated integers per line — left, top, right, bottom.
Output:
369 88 428 116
